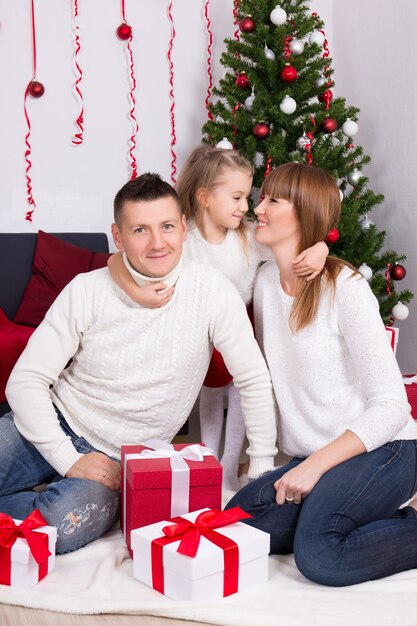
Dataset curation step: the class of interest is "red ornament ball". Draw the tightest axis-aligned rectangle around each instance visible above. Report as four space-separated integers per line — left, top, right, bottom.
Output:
253 123 270 140
325 228 340 244
280 65 298 83
235 72 250 89
321 117 338 133
28 80 45 98
239 16 256 33
116 23 132 40
390 264 406 281
318 89 333 105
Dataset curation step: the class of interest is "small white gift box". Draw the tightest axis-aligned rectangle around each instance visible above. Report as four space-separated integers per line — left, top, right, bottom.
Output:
131 507 270 601
0 512 57 588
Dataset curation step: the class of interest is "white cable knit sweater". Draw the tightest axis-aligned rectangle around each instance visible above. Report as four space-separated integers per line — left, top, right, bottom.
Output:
254 262 417 457
185 222 273 304
7 256 277 478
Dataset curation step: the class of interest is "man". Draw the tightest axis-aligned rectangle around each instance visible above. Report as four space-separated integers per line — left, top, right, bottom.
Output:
3 173 277 553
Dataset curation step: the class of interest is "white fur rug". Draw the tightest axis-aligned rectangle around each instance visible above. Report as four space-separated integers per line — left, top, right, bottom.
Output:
1 524 417 626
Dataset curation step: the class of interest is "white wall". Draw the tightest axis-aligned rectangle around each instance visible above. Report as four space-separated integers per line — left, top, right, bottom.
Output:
0 0 415 372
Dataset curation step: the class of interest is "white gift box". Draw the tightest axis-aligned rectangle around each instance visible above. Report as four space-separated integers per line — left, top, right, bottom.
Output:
1 518 57 588
131 508 270 601
385 326 399 355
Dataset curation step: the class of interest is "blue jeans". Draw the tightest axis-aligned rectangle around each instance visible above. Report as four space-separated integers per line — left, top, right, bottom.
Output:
0 410 119 554
226 440 417 586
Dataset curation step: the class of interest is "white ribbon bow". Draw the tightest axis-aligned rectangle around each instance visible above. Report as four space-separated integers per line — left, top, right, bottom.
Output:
123 439 214 541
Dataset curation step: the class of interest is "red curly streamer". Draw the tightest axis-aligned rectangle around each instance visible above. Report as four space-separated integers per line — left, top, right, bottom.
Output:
305 115 316 166
24 83 36 221
264 156 273 178
231 102 241 142
126 38 138 180
283 35 293 60
233 0 240 42
121 0 126 21
204 0 214 121
385 264 393 298
72 0 84 145
167 1 177 184
24 0 38 220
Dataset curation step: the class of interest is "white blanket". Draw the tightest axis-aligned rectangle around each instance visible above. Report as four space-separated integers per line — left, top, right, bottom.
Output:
1 525 417 626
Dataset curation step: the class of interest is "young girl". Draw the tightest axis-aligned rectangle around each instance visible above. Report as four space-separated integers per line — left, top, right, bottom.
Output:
227 162 417 586
108 146 328 491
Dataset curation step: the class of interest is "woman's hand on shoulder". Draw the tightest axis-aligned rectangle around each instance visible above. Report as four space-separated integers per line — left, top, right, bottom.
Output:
292 241 329 281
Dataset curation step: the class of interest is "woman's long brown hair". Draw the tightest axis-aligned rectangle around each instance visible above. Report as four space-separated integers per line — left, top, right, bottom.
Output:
261 162 359 332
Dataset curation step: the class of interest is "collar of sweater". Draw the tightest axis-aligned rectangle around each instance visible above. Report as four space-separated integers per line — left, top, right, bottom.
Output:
122 252 183 291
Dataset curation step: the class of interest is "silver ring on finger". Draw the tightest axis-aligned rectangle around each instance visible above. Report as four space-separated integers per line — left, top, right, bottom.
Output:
285 496 294 503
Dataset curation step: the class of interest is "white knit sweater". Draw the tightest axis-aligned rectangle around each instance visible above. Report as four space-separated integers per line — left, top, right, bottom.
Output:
254 262 417 457
7 257 277 478
185 222 273 304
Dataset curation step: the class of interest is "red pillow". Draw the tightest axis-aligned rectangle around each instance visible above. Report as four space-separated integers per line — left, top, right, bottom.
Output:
90 251 112 271
0 308 35 403
13 231 95 327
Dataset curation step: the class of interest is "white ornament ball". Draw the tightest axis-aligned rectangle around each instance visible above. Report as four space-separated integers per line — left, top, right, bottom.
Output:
270 5 287 26
279 95 297 114
264 46 276 61
216 137 233 150
309 29 325 46
315 76 326 88
392 302 410 321
244 94 255 111
342 119 359 138
360 215 374 231
254 152 264 167
358 263 373 281
339 189 343 202
289 39 304 55
347 168 362 185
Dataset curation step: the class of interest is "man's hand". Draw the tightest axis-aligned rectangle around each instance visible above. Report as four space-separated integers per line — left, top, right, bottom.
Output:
66 452 121 491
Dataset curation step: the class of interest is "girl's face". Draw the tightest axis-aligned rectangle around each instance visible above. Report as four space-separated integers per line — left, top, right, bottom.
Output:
203 169 252 231
254 194 299 248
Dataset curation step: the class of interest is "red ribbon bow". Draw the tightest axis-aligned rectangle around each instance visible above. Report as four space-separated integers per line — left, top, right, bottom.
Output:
0 510 51 585
151 507 252 597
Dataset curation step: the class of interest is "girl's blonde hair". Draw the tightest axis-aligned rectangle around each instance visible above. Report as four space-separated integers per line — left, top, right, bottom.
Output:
176 145 254 253
261 162 359 332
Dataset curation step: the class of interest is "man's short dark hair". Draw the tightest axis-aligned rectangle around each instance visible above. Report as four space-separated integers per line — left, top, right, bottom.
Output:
113 173 182 226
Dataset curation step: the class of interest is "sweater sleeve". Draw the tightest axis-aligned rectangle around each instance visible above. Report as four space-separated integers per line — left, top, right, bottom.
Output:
335 271 411 451
6 274 94 476
208 273 278 478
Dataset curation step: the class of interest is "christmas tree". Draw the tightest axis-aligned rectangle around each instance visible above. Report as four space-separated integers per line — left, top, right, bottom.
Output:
202 0 413 325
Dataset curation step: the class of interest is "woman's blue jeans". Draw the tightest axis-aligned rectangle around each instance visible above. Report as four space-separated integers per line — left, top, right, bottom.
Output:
0 411 119 554
226 440 417 586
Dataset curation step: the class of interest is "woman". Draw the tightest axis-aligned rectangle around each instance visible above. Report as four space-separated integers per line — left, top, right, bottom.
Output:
226 162 417 586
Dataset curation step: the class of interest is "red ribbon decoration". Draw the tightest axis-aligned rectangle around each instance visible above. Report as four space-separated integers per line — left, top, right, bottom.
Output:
264 156 273 178
151 507 252 597
24 0 38 221
312 13 333 104
167 1 177 185
120 0 138 180
233 0 240 42
305 114 316 166
72 0 84 145
231 102 241 143
204 0 214 122
0 511 51 586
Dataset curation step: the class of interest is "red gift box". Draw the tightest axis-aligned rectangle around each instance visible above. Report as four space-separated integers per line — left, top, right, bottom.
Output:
404 376 417 420
121 440 222 554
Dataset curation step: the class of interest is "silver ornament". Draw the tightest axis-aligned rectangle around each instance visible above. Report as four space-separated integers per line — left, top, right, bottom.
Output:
347 168 362 186
279 95 297 114
342 119 359 138
358 263 373 281
289 39 304 56
216 138 233 150
244 93 255 111
309 29 325 46
297 134 309 150
360 215 374 231
392 302 410 321
270 6 287 26
315 76 326 88
264 46 276 61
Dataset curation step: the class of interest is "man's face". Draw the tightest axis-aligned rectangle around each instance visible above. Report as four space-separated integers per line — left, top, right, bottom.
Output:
111 196 187 277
